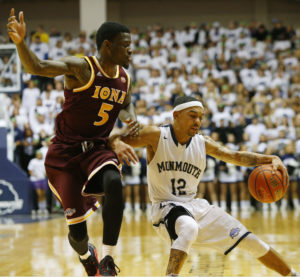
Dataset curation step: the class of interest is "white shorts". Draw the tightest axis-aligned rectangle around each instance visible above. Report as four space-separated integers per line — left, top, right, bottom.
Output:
151 199 250 255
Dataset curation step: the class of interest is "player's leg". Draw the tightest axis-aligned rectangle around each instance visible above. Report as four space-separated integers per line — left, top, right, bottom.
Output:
207 181 218 206
133 184 141 212
91 165 122 275
291 180 300 210
68 222 100 276
164 207 198 276
220 182 227 210
196 182 206 199
123 183 132 212
229 182 238 212
237 233 299 276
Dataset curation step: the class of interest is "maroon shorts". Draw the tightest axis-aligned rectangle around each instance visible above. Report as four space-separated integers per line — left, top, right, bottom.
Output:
45 141 121 225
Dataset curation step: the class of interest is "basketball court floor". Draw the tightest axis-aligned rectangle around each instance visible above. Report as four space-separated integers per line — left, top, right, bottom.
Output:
1 209 299 276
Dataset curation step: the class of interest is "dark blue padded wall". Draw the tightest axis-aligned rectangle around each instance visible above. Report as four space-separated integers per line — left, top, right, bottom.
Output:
0 128 32 215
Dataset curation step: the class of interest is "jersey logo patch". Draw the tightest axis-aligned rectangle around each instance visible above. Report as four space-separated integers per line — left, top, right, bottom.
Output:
121 76 126 83
96 71 102 77
229 227 240 239
65 208 76 217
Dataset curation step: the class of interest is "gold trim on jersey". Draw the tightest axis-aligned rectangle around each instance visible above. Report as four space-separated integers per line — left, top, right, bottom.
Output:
92 56 119 79
48 180 62 203
124 68 131 92
73 56 95 92
66 202 101 225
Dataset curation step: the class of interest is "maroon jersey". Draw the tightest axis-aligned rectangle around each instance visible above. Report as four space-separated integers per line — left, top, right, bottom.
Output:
54 56 130 143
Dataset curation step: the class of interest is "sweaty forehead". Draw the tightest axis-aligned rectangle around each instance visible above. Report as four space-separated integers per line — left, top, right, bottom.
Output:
113 32 131 43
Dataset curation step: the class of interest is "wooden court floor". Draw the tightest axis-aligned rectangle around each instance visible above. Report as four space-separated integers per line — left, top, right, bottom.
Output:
0 209 300 276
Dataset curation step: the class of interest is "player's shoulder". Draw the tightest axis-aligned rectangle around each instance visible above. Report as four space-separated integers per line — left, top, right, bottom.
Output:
60 55 89 70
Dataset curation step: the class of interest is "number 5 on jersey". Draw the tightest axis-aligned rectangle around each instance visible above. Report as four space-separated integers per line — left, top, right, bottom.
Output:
94 103 114 126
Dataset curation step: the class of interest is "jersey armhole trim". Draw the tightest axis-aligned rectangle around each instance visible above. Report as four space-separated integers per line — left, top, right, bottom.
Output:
124 68 131 92
92 56 119 79
73 56 95 92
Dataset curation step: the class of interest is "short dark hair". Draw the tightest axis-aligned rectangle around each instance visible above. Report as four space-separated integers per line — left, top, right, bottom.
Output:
174 96 200 107
96 22 130 50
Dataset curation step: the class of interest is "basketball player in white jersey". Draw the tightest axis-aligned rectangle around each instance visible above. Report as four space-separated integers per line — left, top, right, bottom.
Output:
110 96 298 277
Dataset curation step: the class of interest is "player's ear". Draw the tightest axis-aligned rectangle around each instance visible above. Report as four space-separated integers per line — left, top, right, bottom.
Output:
173 111 178 120
103 40 112 49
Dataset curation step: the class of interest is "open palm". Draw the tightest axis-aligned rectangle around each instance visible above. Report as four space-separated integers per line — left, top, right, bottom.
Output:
7 8 26 44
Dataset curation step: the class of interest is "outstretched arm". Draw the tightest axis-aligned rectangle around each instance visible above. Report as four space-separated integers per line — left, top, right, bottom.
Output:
7 9 88 84
205 135 289 185
119 83 139 136
109 125 160 163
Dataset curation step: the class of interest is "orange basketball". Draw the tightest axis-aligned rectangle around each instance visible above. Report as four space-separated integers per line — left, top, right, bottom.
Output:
248 165 287 203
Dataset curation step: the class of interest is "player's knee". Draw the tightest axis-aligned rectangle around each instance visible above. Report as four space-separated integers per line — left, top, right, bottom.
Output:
172 216 198 254
238 233 270 258
177 216 198 242
104 171 122 195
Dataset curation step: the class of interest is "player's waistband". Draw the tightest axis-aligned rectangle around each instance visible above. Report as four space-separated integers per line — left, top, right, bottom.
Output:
81 141 95 152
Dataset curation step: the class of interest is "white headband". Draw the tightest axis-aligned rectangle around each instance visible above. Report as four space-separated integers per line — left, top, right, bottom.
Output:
172 101 204 113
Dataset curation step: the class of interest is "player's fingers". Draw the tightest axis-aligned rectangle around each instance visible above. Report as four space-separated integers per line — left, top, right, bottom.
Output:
7 22 16 28
19 11 24 24
8 15 16 23
126 148 138 163
117 154 124 165
123 155 131 166
10 8 15 17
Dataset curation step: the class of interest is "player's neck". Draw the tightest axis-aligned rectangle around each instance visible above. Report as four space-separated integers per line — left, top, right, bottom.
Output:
172 124 190 145
98 57 118 78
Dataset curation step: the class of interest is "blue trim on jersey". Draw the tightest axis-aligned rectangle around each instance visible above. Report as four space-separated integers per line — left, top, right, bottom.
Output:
169 125 192 148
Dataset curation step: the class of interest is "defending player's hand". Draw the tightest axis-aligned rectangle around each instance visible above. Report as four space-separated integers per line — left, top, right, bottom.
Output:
113 139 138 166
127 120 140 136
271 156 289 188
7 8 26 44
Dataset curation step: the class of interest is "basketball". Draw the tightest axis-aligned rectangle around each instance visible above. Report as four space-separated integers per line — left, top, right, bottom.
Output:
248 165 287 203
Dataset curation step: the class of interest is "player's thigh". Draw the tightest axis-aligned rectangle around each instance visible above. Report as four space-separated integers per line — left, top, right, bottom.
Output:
194 206 250 254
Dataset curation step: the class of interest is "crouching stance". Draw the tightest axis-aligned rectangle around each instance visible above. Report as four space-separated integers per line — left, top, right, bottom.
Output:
110 96 299 276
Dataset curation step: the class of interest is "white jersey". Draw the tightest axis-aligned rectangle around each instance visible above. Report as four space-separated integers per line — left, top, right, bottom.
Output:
147 125 206 203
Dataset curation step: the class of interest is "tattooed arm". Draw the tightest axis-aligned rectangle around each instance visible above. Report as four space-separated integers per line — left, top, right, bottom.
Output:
204 135 289 185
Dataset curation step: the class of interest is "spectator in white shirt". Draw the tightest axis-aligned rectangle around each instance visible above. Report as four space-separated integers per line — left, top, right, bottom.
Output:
211 103 232 127
29 35 49 60
62 32 76 54
244 116 267 145
209 21 225 42
28 150 48 214
30 113 54 138
132 47 152 81
21 80 41 115
48 40 66 60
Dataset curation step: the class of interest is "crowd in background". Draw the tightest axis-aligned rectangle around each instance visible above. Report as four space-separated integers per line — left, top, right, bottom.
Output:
0 19 299 216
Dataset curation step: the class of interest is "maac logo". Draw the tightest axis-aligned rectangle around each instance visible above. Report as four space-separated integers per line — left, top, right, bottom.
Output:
229 227 240 239
0 179 23 215
65 208 76 217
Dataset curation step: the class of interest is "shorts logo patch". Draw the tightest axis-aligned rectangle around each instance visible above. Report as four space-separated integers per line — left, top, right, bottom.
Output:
229 227 240 239
65 208 76 217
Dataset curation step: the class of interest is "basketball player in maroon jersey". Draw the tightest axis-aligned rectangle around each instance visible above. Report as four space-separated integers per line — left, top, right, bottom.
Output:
8 8 138 276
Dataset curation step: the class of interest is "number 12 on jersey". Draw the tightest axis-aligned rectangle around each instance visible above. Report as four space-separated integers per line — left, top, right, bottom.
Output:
171 178 187 196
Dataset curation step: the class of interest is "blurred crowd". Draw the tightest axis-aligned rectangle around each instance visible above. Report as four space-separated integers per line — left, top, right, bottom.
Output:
0 19 299 216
